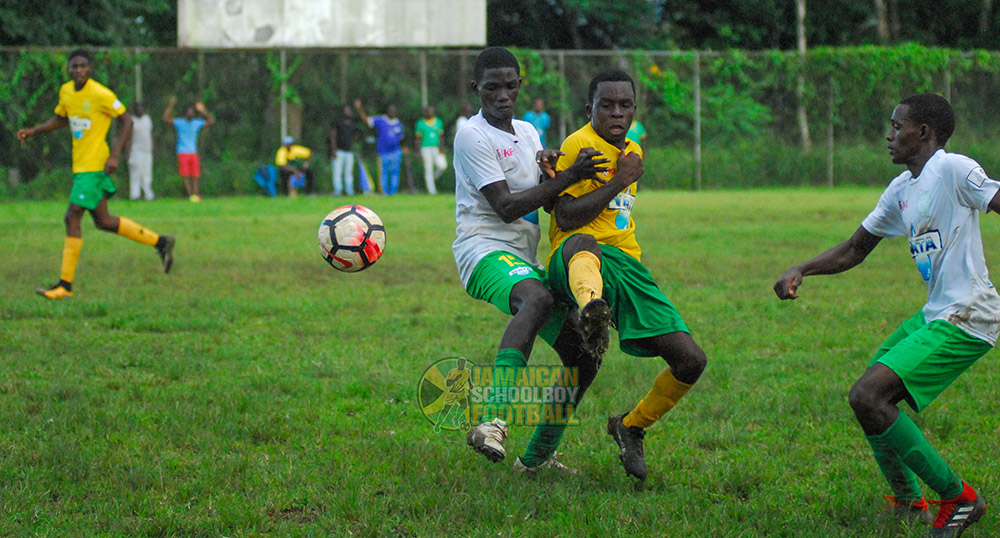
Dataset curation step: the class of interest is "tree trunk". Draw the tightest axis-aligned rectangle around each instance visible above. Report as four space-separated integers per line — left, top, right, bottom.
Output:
796 0 812 152
873 0 890 42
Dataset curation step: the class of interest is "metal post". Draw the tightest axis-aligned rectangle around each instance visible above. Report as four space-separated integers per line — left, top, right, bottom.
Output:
340 51 349 104
420 50 428 109
827 78 835 188
198 50 206 97
694 52 702 191
558 51 567 143
280 49 287 140
134 48 143 103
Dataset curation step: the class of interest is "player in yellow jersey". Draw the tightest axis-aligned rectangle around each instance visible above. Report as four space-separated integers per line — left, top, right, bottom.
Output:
17 49 175 299
546 69 707 481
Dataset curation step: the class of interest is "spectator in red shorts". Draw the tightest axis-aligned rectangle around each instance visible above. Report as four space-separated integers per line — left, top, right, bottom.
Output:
163 96 214 202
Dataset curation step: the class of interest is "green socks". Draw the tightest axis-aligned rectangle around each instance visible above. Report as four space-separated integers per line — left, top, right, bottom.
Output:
869 412 963 500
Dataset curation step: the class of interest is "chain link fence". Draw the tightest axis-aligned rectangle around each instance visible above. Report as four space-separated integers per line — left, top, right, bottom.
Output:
4 46 1000 197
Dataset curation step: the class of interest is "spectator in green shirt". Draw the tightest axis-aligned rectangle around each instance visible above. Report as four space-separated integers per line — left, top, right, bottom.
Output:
415 105 447 194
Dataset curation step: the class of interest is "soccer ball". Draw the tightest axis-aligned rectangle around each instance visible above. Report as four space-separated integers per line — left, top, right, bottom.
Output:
317 205 386 272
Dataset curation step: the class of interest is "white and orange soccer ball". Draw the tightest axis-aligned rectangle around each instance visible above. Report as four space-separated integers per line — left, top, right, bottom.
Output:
317 205 386 272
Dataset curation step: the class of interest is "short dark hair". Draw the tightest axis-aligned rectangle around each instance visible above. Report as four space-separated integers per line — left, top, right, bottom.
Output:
68 48 93 65
473 47 520 83
900 93 955 147
587 69 636 106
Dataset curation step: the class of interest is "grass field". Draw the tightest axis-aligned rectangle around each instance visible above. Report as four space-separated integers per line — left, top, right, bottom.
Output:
2 190 999 537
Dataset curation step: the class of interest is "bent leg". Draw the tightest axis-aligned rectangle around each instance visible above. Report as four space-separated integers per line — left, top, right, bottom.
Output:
622 331 706 429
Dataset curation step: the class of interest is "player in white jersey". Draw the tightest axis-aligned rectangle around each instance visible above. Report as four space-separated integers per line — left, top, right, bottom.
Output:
454 47 607 469
775 94 996 537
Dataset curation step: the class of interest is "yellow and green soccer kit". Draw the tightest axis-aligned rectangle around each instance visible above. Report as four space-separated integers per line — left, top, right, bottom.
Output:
56 79 126 174
548 122 688 356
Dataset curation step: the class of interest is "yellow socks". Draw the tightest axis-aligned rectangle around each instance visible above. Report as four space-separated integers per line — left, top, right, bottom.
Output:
60 236 83 284
623 368 693 429
116 217 159 246
568 250 602 307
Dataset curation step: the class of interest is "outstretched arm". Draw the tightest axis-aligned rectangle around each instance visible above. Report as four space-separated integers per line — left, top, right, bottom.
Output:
195 102 215 126
773 225 882 300
553 149 642 231
162 96 176 124
481 148 608 223
17 115 68 142
354 99 369 125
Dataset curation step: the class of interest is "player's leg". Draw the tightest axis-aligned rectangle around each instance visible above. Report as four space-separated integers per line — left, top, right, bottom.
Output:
421 147 436 194
850 317 989 533
142 156 154 200
463 252 552 463
605 247 703 480
129 162 141 200
38 202 86 299
386 151 401 195
331 156 342 195
189 154 202 201
91 193 175 274
518 306 599 473
433 149 447 180
559 233 612 355
342 151 355 195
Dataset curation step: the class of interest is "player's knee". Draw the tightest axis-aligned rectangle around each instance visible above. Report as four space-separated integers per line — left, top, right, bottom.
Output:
848 380 878 417
675 346 707 383
94 215 117 232
565 233 601 257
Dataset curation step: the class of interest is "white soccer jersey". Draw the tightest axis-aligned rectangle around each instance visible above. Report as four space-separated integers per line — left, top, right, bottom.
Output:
862 149 1000 344
453 111 544 287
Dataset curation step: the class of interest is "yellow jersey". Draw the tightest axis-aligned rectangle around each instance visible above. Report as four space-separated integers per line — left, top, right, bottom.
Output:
276 145 312 168
54 79 126 174
548 123 643 264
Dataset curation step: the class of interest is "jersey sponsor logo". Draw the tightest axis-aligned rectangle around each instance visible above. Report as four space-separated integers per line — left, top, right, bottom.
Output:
69 116 91 139
608 191 635 230
111 99 123 110
898 200 908 211
967 166 988 189
524 210 539 225
909 227 942 281
508 266 531 276
495 147 516 159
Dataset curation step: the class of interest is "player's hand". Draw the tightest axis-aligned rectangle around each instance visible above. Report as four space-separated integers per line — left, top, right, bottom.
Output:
104 156 119 175
195 101 208 114
535 149 563 179
167 95 177 105
16 128 33 143
773 269 803 300
616 149 643 186
565 147 609 183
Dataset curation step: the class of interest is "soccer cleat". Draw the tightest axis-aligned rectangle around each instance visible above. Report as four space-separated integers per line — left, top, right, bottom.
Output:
513 453 578 477
928 482 986 537
879 495 934 525
579 298 612 356
36 283 72 300
466 418 508 463
156 235 175 274
607 413 647 480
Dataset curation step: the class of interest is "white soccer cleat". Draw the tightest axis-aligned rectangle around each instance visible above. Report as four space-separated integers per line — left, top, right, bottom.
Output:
466 418 508 463
513 453 578 477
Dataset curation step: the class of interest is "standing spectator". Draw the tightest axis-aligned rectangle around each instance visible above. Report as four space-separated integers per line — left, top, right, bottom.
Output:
329 104 358 196
127 102 154 201
415 105 447 194
163 96 214 202
522 98 551 148
276 136 311 198
355 100 404 196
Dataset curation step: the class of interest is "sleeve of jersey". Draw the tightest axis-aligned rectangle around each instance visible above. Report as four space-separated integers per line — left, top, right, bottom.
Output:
949 155 1000 212
275 148 288 166
102 88 125 117
454 129 506 190
556 136 600 198
861 187 905 238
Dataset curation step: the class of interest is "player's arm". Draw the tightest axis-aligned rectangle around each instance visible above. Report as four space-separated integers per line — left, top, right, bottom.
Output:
161 96 176 124
552 149 642 231
481 148 607 223
105 112 133 175
195 102 215 126
773 225 882 300
988 189 1000 214
353 99 370 125
17 116 68 142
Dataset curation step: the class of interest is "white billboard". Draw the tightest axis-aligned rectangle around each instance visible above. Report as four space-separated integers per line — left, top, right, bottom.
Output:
178 0 486 48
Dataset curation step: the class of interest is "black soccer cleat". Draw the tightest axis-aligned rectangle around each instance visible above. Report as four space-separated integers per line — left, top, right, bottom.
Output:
579 298 612 357
156 235 175 274
607 412 647 480
928 482 986 538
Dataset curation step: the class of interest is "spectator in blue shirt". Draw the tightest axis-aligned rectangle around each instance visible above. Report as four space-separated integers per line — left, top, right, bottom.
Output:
522 98 551 148
163 96 214 202
355 100 404 196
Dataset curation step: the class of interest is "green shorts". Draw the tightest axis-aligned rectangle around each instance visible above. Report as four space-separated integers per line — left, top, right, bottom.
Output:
871 311 992 412
69 171 116 210
548 236 689 357
465 251 566 346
